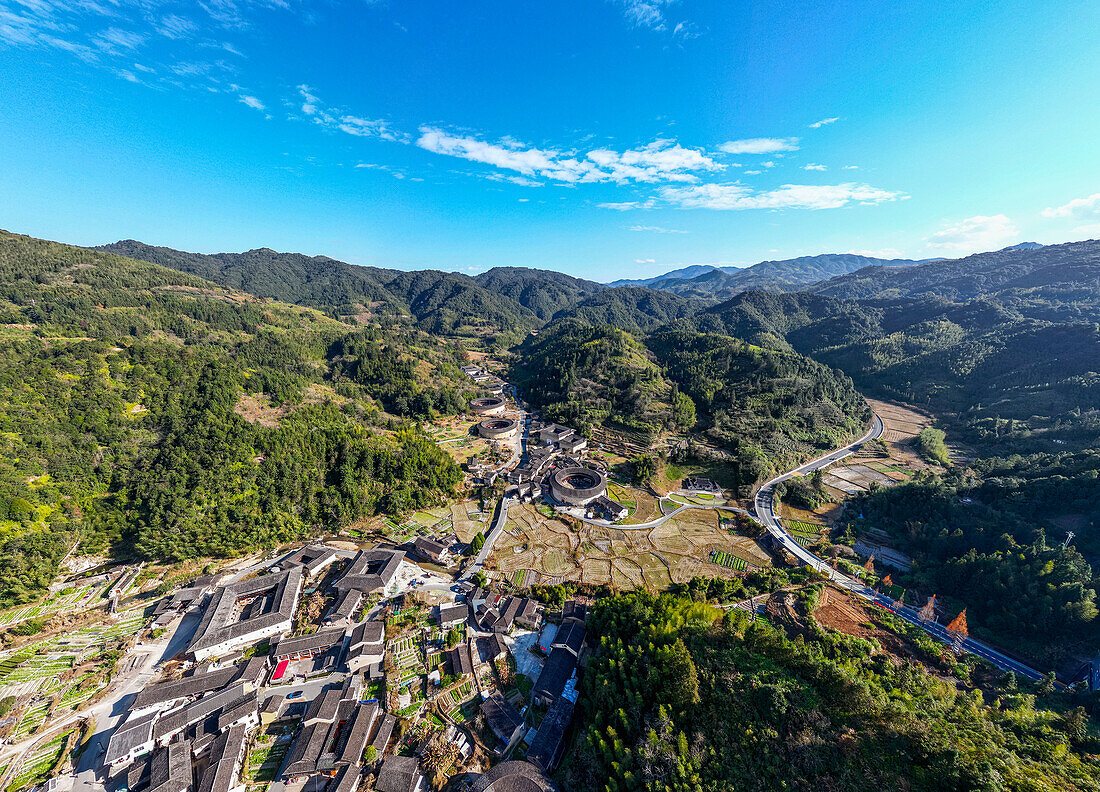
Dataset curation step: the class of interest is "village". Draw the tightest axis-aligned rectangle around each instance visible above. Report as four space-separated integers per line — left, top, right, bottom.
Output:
0 364 939 792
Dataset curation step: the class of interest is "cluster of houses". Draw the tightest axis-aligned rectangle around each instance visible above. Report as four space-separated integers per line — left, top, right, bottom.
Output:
107 518 589 792
104 655 269 792
461 364 507 395
496 420 585 498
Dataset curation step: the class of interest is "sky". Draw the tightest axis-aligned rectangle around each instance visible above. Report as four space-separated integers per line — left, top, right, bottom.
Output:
1 0 1099 281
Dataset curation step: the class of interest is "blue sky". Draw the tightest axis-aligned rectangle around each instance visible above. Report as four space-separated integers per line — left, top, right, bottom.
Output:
1 0 1098 281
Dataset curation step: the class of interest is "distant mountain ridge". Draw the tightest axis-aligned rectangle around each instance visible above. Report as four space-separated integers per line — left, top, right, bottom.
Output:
95 240 605 336
610 252 937 300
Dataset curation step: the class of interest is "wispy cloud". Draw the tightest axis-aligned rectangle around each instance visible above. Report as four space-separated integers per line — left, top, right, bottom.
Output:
629 225 689 234
718 137 799 155
95 27 146 52
156 14 197 40
809 117 839 128
634 257 656 264
296 85 401 141
612 0 677 30
925 214 1017 254
599 199 657 211
802 163 827 171
236 92 265 112
657 182 905 210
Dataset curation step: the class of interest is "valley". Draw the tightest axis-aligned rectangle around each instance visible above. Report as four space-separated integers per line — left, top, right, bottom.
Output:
0 230 1096 792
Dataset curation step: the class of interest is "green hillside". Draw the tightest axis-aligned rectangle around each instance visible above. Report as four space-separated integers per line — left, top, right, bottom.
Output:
0 231 463 607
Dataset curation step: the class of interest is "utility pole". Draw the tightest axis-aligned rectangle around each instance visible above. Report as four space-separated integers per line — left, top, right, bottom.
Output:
1063 531 1075 549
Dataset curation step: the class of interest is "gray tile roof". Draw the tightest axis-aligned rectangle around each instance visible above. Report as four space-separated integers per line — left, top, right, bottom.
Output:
437 604 467 626
132 668 238 710
105 710 157 765
273 627 345 659
330 764 362 792
284 723 331 777
533 649 576 704
333 549 403 594
188 567 302 657
552 621 585 656
348 620 385 649
304 687 344 725
470 761 556 792
369 713 395 755
481 692 523 745
526 696 574 772
153 683 249 742
375 755 421 792
196 725 247 792
148 739 192 792
336 702 378 765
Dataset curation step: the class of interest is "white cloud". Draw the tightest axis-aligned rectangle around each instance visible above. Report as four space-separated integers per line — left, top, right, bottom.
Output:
238 93 265 111
718 137 799 155
658 182 905 210
586 139 723 183
635 258 656 264
629 225 689 234
672 21 701 39
809 117 839 128
843 164 859 170
295 86 400 141
802 163 827 171
925 215 1018 254
417 128 723 185
1073 222 1100 237
1041 193 1100 219
743 170 761 175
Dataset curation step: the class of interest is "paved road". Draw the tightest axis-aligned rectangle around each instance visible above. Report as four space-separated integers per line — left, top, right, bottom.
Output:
752 414 1045 681
68 608 202 792
460 496 514 583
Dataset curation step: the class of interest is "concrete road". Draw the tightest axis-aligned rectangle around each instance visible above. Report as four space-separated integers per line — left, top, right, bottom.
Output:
752 414 1044 681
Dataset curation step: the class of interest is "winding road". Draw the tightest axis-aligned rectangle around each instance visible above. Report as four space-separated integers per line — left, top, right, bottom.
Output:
753 413 1045 681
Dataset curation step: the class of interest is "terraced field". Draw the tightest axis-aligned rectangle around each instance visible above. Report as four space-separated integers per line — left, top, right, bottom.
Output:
489 503 772 590
8 730 74 790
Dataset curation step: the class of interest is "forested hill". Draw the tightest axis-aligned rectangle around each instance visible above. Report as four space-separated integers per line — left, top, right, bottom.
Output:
810 239 1100 320
563 591 1099 792
693 288 1100 453
96 240 544 338
0 230 465 607
550 287 700 332
511 319 867 487
472 266 605 320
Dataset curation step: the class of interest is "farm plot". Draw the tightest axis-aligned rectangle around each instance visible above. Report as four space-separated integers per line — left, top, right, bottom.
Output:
8 730 74 790
490 504 771 590
0 577 111 631
247 740 290 783
450 501 489 543
709 551 746 571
